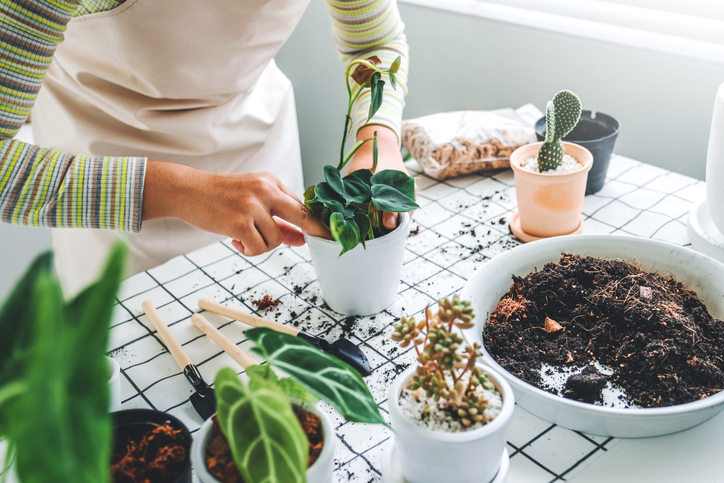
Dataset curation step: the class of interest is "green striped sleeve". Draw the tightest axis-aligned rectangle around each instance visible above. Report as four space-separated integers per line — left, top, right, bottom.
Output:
326 0 409 142
0 0 146 232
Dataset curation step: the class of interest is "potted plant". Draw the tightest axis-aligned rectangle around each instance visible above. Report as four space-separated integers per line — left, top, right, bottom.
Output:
387 295 515 483
303 56 418 316
509 90 593 241
535 109 620 195
191 328 386 483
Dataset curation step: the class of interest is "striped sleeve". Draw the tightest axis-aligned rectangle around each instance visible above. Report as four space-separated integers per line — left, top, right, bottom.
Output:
326 0 409 142
0 0 146 232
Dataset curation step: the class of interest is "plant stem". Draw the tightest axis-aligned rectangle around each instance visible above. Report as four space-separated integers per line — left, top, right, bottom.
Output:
338 86 364 168
338 136 375 172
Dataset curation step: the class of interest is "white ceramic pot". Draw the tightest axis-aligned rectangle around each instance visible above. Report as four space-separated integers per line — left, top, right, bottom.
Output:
304 213 410 316
191 404 335 483
388 363 514 483
706 82 724 235
107 356 121 412
460 234 724 437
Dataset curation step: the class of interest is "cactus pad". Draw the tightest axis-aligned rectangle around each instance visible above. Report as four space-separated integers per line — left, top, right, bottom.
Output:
537 90 581 171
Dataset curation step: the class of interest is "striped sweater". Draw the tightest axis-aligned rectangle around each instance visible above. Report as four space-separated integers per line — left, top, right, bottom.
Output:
0 0 408 233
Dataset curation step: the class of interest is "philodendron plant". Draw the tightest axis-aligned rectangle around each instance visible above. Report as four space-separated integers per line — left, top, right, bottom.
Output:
392 295 496 427
214 327 385 483
304 55 419 256
537 90 582 172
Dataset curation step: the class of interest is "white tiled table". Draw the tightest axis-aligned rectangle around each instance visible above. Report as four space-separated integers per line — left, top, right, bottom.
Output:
110 155 711 482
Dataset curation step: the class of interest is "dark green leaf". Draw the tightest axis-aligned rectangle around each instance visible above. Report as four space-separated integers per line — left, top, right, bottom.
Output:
278 378 320 405
371 184 420 213
369 72 384 120
330 212 360 256
215 368 307 483
247 328 387 426
344 169 373 186
323 165 345 199
354 211 372 248
372 131 379 172
342 176 371 204
371 170 416 200
312 182 355 217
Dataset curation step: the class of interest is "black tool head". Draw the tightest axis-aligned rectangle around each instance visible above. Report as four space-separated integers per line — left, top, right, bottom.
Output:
184 365 217 420
330 338 372 377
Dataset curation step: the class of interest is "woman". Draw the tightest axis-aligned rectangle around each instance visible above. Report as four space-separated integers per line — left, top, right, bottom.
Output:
0 0 409 296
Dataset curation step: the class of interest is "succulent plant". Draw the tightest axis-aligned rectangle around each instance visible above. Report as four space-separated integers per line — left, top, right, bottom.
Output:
537 90 582 172
391 295 496 427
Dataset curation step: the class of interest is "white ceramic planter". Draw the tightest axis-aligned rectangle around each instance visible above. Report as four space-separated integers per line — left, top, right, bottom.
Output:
304 213 410 316
460 234 724 437
191 404 335 483
107 356 121 412
388 363 514 483
706 82 724 235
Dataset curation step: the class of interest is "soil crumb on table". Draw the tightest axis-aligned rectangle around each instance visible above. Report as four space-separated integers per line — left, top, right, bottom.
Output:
485 254 724 407
112 423 188 483
252 294 281 311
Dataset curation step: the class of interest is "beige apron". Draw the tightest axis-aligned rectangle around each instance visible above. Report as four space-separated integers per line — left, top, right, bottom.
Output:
32 0 309 296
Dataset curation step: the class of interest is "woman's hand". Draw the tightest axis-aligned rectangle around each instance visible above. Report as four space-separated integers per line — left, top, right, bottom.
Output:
142 162 330 257
346 124 415 230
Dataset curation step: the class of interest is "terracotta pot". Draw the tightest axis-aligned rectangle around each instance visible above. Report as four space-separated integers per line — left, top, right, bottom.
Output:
510 142 593 238
388 364 514 483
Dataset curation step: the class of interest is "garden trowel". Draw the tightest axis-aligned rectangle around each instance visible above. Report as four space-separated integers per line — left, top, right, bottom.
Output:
197 298 372 376
142 300 216 420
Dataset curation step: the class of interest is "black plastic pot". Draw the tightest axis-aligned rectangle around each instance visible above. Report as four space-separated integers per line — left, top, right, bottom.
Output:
535 110 620 195
112 409 192 483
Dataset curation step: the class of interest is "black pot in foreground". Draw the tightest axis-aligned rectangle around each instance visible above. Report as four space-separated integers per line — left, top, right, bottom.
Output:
535 110 620 195
112 409 192 483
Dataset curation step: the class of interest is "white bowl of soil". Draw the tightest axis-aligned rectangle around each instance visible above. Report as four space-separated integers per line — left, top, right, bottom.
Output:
460 234 724 438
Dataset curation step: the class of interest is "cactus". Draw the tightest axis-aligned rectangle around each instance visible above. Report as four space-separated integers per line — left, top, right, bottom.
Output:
537 90 582 172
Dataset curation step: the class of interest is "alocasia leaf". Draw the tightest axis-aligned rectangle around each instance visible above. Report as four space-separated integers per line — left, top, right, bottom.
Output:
278 378 320 406
246 364 278 383
371 185 420 213
371 170 416 200
246 328 387 426
330 212 360 256
215 368 308 483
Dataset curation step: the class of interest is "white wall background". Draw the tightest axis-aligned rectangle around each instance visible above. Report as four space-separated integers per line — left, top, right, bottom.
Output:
275 1 724 185
2 2 724 298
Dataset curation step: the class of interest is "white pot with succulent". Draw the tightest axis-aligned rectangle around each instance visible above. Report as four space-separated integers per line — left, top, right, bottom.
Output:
303 56 418 316
189 327 387 483
385 296 515 483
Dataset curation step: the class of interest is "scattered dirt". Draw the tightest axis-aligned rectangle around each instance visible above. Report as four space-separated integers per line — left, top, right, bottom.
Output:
485 254 724 407
294 285 303 295
205 408 324 482
409 225 421 236
252 294 281 311
112 423 188 483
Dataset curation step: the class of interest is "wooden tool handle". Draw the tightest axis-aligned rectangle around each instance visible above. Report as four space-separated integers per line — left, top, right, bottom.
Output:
142 300 193 370
191 314 257 369
198 298 299 336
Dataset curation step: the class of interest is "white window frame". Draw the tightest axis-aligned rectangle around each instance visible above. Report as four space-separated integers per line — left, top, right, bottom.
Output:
398 0 724 64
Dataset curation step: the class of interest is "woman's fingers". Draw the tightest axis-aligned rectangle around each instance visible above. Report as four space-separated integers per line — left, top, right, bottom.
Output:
232 223 267 257
382 212 399 230
272 193 331 240
275 218 305 246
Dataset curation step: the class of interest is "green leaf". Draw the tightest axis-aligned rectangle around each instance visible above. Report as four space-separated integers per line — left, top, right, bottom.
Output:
342 176 370 205
389 56 401 74
371 170 416 200
368 72 384 120
371 185 420 213
278 378 320 406
389 72 397 91
246 328 387 426
246 364 278 383
354 211 372 248
304 185 326 221
215 368 308 483
330 212 360 256
323 165 345 199
372 131 379 172
7 242 126 483
344 169 373 186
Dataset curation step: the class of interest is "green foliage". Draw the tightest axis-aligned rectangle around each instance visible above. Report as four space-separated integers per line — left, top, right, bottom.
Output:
215 368 308 483
391 295 496 428
305 55 418 256
537 90 582 172
246 328 386 426
0 243 127 482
